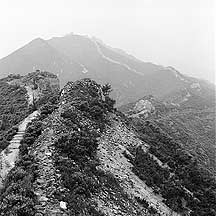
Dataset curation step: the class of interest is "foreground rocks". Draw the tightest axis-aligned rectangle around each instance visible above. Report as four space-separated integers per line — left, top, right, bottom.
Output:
32 128 69 216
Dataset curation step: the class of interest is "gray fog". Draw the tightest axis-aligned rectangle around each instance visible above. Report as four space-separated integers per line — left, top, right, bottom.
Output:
0 0 214 82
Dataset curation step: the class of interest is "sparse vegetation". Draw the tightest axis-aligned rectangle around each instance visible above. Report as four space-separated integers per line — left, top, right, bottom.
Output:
0 80 59 216
52 80 135 215
0 80 29 151
131 118 216 215
1 74 214 216
0 116 41 216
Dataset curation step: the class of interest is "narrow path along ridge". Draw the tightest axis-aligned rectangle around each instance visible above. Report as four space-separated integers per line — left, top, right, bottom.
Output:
0 110 39 188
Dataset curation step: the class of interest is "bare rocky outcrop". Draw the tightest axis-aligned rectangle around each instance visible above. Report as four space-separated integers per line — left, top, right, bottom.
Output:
97 121 179 216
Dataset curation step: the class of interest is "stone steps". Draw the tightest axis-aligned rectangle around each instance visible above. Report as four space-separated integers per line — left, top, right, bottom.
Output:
9 140 20 144
10 137 22 140
17 131 25 134
13 135 24 138
9 142 20 144
13 134 24 136
0 110 39 189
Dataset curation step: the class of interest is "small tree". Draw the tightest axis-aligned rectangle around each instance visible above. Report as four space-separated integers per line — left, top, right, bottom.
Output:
104 96 116 111
0 115 8 130
102 83 112 96
31 93 37 111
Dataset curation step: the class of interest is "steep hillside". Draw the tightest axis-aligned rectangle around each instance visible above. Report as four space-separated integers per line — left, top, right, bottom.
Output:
0 71 59 161
0 33 214 106
0 38 82 82
0 75 29 151
0 110 39 189
0 71 60 188
0 77 215 216
119 95 216 176
7 71 60 106
119 98 216 215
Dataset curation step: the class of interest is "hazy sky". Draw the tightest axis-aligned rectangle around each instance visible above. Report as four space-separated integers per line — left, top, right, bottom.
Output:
0 0 215 82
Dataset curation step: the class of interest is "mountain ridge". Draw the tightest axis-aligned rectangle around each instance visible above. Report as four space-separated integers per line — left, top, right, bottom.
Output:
0 73 215 215
0 33 214 106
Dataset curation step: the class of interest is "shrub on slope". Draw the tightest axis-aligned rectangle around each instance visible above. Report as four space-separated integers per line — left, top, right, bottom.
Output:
0 80 29 151
131 118 216 215
0 88 59 216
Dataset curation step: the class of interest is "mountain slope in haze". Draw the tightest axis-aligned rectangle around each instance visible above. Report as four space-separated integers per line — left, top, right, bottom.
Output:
119 95 216 176
0 38 84 85
0 33 214 106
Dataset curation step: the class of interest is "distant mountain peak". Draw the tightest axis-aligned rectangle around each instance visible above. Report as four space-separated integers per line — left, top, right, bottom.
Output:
27 37 47 47
0 33 214 106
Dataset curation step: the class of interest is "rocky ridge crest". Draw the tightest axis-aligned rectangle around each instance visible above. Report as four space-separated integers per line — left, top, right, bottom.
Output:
1 76 215 216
